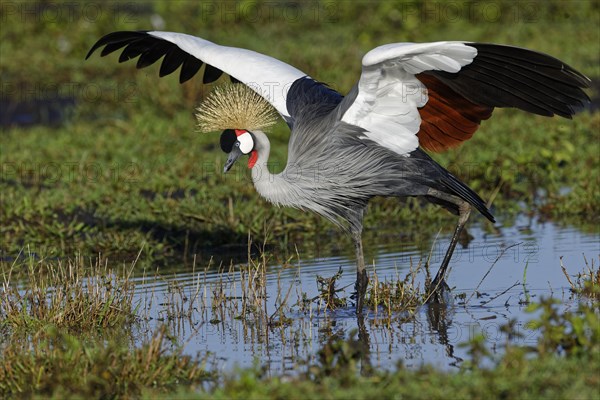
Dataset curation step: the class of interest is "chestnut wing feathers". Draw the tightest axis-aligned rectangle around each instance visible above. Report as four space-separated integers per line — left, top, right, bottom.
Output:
415 43 590 152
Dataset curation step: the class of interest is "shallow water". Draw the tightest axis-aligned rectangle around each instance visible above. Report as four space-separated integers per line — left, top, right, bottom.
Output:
132 215 598 374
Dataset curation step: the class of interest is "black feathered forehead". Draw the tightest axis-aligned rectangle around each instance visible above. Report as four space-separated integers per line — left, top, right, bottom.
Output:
220 129 237 153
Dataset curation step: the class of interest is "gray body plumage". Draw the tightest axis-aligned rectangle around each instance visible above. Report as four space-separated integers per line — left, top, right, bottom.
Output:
251 77 492 234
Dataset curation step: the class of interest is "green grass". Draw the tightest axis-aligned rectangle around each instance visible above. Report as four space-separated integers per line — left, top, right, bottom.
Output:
206 354 599 400
1 253 139 332
2 110 598 264
0 326 213 399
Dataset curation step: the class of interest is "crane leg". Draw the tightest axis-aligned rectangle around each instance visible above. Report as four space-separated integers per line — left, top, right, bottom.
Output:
426 190 472 302
352 230 368 314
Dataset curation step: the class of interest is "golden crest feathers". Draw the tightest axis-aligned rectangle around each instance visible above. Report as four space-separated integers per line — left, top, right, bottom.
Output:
195 83 279 132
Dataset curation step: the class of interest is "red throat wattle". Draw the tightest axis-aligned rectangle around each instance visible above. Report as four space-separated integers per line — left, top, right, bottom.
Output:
248 150 258 168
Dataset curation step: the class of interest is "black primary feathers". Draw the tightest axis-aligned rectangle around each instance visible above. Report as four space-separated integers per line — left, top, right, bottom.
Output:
86 31 233 84
428 43 591 119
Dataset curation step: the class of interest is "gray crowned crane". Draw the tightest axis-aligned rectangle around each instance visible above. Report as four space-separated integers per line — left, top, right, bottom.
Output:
87 31 590 312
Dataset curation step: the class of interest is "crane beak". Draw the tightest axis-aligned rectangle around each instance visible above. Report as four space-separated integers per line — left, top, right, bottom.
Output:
223 147 243 173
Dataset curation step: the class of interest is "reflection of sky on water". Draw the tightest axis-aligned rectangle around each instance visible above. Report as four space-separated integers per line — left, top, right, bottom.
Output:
131 216 598 374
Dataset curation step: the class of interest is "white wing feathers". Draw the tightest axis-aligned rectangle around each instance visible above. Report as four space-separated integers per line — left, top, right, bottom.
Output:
342 42 477 156
148 31 307 119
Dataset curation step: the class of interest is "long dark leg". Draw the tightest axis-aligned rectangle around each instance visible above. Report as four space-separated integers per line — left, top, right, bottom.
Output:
426 189 472 301
352 229 368 314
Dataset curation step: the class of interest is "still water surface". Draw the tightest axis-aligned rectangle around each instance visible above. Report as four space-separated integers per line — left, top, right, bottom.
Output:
131 215 598 374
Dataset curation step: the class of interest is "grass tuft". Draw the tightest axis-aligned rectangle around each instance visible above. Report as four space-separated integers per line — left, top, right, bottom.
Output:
0 325 213 399
562 255 600 301
1 252 138 332
366 259 424 316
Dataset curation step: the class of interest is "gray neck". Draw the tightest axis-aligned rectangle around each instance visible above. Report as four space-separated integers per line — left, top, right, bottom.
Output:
250 130 300 207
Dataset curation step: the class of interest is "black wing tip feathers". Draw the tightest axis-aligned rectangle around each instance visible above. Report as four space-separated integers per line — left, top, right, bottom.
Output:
85 30 148 60
467 42 591 86
455 43 592 118
86 30 228 85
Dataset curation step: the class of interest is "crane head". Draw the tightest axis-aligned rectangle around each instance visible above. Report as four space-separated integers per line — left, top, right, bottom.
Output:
221 129 257 172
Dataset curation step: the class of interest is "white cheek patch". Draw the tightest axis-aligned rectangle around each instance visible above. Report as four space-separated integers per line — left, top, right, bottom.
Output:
237 131 254 154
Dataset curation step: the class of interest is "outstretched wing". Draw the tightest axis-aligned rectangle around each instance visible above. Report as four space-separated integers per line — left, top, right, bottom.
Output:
86 31 309 122
341 41 591 154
